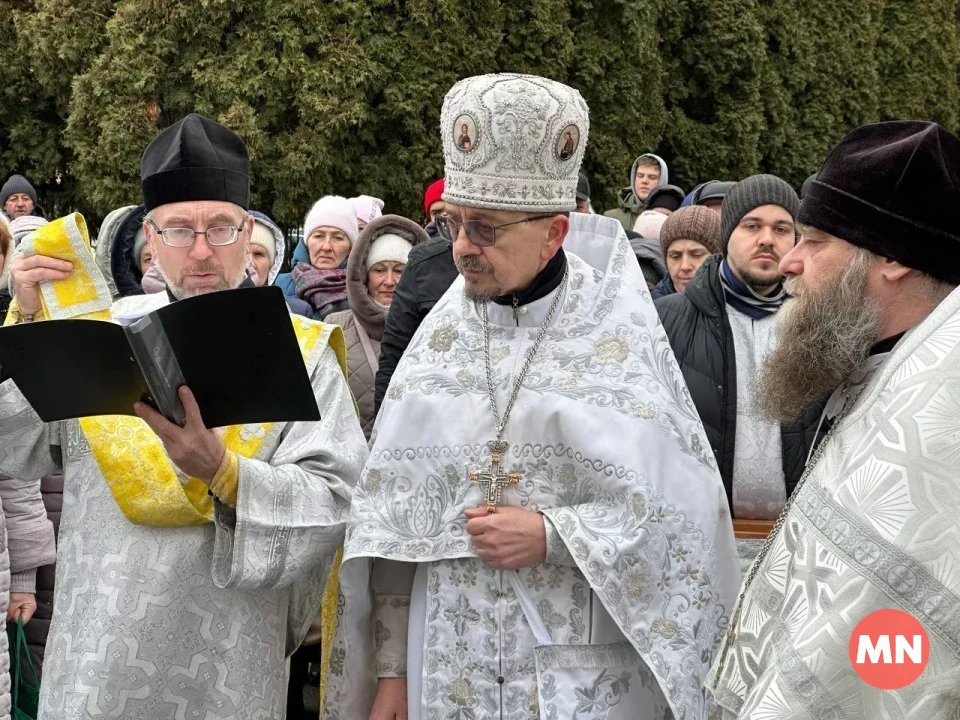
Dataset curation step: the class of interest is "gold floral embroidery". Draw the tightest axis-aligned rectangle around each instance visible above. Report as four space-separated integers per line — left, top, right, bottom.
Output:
446 677 477 706
593 334 629 364
632 403 656 420
527 683 541 715
429 321 460 352
491 344 511 363
652 618 679 638
625 568 647 598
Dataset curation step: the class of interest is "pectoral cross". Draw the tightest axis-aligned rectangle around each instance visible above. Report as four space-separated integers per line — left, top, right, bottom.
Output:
469 446 520 514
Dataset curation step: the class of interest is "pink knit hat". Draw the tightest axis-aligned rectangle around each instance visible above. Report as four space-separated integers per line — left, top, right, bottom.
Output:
304 196 359 244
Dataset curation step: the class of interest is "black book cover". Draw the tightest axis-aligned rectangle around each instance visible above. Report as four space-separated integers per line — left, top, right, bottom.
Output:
0 286 321 428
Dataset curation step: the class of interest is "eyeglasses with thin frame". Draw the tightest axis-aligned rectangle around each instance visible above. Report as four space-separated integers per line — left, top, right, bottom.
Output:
147 215 248 248
435 214 554 247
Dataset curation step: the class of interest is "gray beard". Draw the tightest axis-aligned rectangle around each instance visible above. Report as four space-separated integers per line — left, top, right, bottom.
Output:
456 256 502 301
463 285 499 302
757 256 882 423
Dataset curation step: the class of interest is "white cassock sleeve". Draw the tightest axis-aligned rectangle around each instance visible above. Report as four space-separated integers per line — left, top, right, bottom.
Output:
372 559 415 677
211 343 368 590
0 380 62 480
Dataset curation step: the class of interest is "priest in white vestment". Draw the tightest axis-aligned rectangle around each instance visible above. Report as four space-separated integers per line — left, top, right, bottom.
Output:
322 73 740 720
708 122 960 718
0 114 367 718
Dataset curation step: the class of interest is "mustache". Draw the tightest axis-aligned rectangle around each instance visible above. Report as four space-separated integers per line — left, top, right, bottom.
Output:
784 276 803 297
182 259 224 276
757 254 881 422
456 256 493 274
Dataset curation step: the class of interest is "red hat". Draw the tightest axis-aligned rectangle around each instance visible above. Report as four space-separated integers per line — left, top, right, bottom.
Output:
423 178 445 218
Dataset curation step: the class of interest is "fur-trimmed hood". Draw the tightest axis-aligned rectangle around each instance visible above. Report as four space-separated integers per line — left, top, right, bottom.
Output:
345 214 428 341
248 211 286 285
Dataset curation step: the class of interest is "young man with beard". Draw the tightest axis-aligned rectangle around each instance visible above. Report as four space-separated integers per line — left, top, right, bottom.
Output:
655 175 823 556
3 114 367 718
323 73 739 720
708 121 960 719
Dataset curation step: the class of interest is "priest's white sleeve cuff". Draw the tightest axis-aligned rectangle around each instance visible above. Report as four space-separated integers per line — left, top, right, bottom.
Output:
542 513 577 567
374 594 410 678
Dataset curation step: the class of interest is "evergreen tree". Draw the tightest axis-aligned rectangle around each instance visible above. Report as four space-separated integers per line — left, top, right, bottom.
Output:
657 0 766 190
0 1 82 216
753 0 817 189
65 0 379 228
785 0 884 179
9 0 960 225
568 0 664 211
876 0 960 130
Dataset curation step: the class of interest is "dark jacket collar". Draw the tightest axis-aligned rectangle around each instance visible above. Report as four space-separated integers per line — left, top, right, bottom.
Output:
678 253 726 318
493 248 567 308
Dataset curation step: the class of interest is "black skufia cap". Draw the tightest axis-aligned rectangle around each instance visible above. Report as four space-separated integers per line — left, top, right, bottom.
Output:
799 121 960 284
140 114 250 212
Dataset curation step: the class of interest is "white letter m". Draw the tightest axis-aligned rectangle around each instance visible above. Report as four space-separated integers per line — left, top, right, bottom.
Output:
857 635 891 664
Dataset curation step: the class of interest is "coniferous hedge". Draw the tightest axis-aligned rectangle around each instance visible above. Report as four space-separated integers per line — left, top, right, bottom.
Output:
0 0 956 227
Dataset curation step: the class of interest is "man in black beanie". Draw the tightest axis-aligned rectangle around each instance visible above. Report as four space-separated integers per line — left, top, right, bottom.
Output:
709 121 960 719
0 173 40 219
6 114 365 718
655 174 819 550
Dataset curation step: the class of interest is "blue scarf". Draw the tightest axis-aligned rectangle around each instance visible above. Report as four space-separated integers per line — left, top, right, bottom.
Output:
718 259 786 320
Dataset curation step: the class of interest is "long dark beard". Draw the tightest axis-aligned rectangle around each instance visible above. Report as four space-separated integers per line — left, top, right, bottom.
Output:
757 254 882 422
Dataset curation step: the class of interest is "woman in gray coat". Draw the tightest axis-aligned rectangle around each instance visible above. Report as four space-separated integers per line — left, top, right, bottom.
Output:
0 229 57 716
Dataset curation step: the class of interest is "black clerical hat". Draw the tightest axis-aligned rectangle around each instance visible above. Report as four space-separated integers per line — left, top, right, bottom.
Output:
140 114 250 212
799 121 960 284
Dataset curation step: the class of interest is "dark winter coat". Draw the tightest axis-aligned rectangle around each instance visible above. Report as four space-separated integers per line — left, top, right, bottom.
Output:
650 273 675 300
653 254 826 510
374 235 458 414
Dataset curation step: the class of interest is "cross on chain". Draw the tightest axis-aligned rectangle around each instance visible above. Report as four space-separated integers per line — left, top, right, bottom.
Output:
469 451 520 514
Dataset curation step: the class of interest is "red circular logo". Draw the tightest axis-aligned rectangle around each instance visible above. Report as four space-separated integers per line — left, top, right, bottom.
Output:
849 609 929 689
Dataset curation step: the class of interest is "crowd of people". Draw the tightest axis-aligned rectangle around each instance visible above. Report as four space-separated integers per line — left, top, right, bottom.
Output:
0 69 955 720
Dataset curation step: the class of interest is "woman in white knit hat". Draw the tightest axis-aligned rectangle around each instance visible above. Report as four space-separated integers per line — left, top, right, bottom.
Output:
327 214 427 438
288 195 359 319
351 194 385 233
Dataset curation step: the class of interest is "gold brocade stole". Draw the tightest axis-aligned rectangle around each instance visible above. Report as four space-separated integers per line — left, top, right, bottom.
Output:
79 313 332 526
13 213 348 692
6 213 342 525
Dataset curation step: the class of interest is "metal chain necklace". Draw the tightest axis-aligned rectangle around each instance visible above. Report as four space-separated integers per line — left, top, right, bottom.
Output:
713 381 866 678
468 267 568 513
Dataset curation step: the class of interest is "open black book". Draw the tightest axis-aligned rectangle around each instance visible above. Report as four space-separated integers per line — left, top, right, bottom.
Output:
0 286 321 428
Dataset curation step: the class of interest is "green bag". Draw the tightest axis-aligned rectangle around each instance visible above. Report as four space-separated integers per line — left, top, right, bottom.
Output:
6 618 39 720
